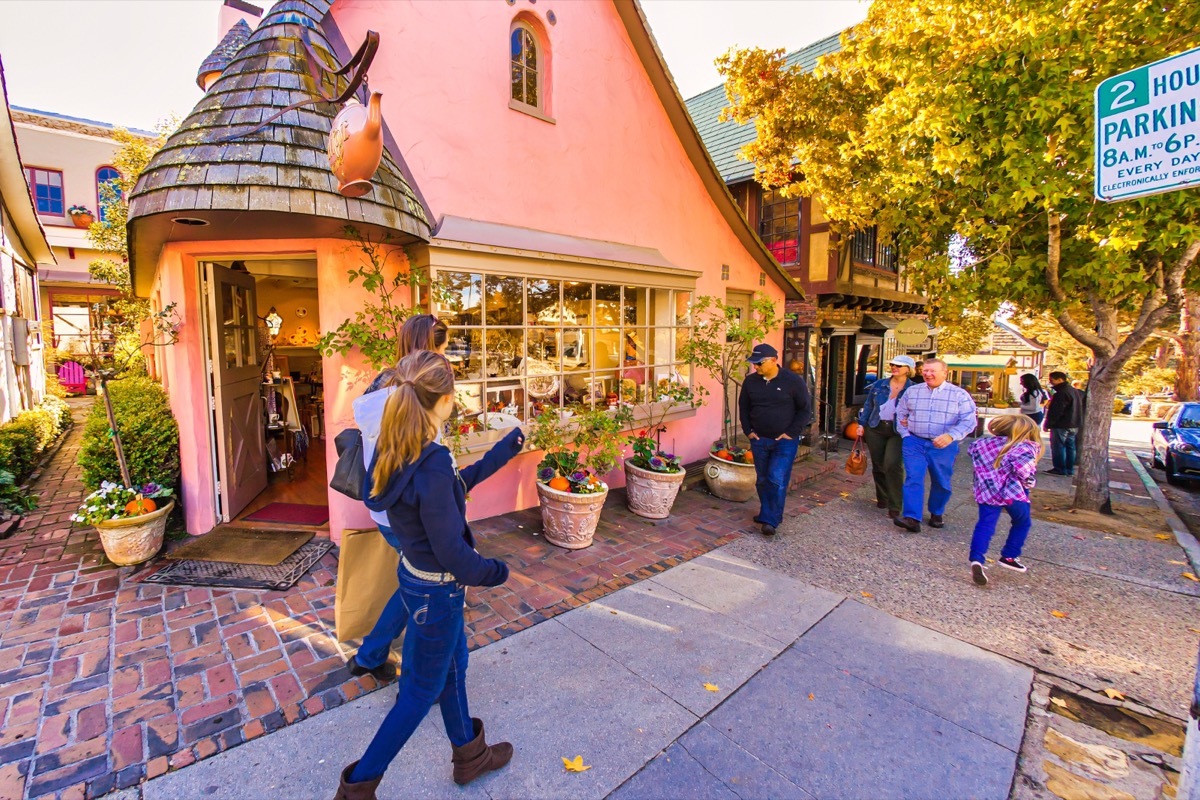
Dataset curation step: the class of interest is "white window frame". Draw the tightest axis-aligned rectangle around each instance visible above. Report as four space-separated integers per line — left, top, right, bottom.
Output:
509 20 554 123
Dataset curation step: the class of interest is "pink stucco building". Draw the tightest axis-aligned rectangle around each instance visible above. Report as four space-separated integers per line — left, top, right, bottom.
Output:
127 0 801 539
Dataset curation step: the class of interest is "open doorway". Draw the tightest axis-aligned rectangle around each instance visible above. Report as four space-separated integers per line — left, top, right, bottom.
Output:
200 257 327 527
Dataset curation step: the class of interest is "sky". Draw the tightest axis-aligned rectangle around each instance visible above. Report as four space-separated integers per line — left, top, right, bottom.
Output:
0 0 869 131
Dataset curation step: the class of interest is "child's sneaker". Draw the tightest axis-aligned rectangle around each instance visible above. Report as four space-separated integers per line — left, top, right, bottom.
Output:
998 557 1028 573
971 561 988 586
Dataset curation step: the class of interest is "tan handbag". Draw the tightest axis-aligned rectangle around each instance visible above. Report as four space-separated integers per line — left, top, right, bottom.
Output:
334 527 400 643
845 436 869 475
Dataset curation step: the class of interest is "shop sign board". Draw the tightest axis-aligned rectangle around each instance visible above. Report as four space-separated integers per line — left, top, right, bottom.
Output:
893 318 930 347
1095 45 1200 202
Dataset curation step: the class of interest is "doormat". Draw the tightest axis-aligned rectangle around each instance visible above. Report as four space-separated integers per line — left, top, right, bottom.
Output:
243 502 330 526
165 527 313 566
140 539 334 591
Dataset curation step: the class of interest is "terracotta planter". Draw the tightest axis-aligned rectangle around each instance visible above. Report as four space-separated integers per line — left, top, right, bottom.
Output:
70 213 93 228
95 499 173 565
703 455 757 503
536 481 607 549
624 459 684 519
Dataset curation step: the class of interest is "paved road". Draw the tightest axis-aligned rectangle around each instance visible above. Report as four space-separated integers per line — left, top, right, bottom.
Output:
131 553 1030 800
727 443 1200 719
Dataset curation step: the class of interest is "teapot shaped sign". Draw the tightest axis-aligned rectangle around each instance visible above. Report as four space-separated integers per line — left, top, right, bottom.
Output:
328 92 383 198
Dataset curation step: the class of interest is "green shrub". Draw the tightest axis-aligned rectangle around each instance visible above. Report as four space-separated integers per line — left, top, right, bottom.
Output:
14 408 58 452
79 377 180 491
0 395 75 484
43 396 72 430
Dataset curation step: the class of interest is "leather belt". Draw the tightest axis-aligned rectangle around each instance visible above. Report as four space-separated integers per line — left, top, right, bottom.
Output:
402 557 455 584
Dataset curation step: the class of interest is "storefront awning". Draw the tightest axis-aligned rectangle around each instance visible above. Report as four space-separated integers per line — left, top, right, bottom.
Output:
945 355 1015 370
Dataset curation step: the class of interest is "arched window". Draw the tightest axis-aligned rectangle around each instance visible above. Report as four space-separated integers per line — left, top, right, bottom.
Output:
96 166 121 222
510 21 545 116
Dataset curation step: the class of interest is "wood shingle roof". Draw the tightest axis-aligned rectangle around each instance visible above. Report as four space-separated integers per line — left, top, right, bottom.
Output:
197 19 253 90
128 0 429 294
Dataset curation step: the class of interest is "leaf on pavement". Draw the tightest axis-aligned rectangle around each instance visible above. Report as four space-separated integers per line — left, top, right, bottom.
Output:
1049 697 1067 709
1102 688 1125 700
1156 534 1171 540
1183 573 1200 582
1189 628 1200 634
808 693 815 701
839 492 851 499
562 756 592 773
1169 560 1187 566
703 682 720 692
1050 610 1068 618
860 591 873 598
1072 535 1086 540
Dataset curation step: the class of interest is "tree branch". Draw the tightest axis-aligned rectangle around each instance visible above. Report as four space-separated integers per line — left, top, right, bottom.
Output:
1045 211 1111 355
1111 241 1198 365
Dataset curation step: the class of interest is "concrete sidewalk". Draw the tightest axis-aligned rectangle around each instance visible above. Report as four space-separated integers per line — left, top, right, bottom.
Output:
131 552 1031 800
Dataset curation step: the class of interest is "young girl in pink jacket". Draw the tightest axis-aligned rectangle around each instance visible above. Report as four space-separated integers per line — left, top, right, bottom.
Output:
967 414 1043 586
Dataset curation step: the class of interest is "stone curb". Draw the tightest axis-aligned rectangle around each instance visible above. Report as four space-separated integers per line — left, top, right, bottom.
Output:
1124 449 1200 574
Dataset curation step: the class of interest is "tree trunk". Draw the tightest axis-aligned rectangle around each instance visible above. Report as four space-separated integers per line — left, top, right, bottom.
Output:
1175 290 1200 402
1072 361 1120 514
99 376 133 488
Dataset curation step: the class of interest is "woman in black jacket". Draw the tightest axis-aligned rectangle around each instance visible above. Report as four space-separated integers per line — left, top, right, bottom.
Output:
336 350 524 799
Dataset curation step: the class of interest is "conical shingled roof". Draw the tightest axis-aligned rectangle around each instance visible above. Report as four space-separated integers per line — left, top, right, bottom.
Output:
196 19 253 90
128 0 429 294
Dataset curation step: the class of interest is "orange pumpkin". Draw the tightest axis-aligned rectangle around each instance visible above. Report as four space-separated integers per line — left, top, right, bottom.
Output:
714 449 731 461
742 450 754 463
125 496 157 516
548 476 571 492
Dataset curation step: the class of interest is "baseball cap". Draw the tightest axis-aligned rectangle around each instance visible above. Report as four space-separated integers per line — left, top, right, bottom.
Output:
746 344 779 364
887 355 916 369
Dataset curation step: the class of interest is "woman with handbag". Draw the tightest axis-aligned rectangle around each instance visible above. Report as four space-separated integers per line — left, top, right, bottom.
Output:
855 355 918 519
336 350 524 798
346 314 449 681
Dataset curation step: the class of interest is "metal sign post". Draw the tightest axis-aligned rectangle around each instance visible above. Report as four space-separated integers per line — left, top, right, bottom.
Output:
1094 45 1200 202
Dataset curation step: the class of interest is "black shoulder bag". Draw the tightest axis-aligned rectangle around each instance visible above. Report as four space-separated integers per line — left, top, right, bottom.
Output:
330 427 366 500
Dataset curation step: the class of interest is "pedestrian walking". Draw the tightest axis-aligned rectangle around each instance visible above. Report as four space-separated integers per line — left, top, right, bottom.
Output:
1017 374 1048 427
337 350 524 799
1043 371 1083 476
856 355 919 519
968 414 1042 586
739 343 812 537
346 314 450 682
893 358 977 532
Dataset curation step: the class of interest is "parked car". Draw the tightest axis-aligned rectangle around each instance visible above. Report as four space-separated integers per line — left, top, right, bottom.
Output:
1114 395 1133 414
1150 402 1200 485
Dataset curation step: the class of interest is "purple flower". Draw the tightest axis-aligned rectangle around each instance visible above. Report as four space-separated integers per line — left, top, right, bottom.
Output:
649 456 666 470
141 482 160 495
537 467 555 482
570 471 588 483
661 453 675 461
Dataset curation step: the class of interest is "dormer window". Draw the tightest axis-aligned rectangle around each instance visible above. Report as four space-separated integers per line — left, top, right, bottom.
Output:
510 20 553 123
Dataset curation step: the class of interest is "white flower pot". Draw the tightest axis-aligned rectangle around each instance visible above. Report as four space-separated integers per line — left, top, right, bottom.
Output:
536 482 607 549
624 459 685 519
95 499 174 566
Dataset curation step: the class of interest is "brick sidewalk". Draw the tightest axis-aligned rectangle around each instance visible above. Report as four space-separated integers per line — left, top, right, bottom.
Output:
0 406 849 800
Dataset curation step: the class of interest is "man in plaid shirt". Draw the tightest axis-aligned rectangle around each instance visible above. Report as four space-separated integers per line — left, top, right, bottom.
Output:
892 358 978 532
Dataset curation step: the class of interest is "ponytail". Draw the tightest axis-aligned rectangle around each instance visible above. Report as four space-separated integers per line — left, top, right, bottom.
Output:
371 350 455 496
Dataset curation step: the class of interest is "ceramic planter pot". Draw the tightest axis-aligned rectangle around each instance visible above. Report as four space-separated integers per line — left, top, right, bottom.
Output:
95 499 174 565
624 459 684 519
703 455 757 502
536 481 607 549
70 213 93 228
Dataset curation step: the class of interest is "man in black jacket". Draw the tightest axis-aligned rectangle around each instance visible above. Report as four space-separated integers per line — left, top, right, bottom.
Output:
1044 371 1084 475
739 343 812 536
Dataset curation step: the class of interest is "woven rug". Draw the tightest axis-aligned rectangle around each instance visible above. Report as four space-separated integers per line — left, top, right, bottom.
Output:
165 527 313 566
140 540 334 591
242 502 330 526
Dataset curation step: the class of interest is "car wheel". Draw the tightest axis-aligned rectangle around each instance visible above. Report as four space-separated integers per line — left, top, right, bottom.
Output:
1152 448 1164 469
1166 454 1183 486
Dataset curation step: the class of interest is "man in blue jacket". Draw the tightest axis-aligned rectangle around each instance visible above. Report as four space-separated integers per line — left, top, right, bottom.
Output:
739 343 812 536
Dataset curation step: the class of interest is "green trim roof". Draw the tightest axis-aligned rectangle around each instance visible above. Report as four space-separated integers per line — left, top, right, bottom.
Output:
684 32 842 183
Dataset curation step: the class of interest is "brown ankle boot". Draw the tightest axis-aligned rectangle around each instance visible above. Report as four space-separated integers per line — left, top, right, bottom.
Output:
334 761 382 800
451 718 513 785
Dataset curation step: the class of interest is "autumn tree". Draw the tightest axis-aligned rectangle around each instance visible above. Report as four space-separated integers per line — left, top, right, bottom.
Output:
718 0 1200 513
934 310 994 356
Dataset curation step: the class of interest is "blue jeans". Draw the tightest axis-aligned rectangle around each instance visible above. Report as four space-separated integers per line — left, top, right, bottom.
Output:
1027 411 1044 427
1050 428 1077 474
356 526 407 670
970 501 1031 563
351 568 474 783
900 436 959 521
750 436 800 527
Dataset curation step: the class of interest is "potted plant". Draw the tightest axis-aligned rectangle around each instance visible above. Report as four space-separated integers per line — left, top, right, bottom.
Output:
68 205 94 228
72 481 175 565
678 294 780 502
530 406 626 549
622 381 698 518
